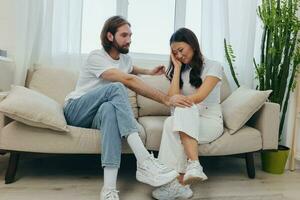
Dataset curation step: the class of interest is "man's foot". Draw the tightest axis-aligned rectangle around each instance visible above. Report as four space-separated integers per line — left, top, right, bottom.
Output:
183 159 207 185
136 153 179 187
100 187 119 200
152 178 193 200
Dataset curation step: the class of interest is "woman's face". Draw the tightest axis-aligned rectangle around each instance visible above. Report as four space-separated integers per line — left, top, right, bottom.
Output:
171 41 194 64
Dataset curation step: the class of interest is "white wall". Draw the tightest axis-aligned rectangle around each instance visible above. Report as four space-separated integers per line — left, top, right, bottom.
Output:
0 0 16 59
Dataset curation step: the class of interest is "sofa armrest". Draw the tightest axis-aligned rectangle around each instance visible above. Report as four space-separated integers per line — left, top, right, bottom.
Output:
0 92 13 132
248 102 280 150
0 113 13 131
0 112 11 154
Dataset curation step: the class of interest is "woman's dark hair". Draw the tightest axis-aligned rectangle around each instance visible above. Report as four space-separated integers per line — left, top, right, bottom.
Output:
100 16 131 52
166 28 204 89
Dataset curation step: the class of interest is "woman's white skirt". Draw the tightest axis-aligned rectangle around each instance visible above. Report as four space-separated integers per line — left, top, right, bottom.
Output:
158 104 224 173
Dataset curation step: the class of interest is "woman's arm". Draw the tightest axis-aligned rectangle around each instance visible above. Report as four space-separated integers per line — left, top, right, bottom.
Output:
187 76 221 104
168 53 182 96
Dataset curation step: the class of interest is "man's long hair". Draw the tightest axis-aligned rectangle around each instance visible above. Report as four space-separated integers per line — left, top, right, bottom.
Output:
100 16 131 52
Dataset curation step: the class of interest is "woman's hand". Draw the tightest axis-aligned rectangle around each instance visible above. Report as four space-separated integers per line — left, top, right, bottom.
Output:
170 52 182 69
169 94 193 108
149 65 165 76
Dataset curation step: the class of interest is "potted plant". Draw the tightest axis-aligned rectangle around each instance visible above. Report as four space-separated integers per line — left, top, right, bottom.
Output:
224 0 300 174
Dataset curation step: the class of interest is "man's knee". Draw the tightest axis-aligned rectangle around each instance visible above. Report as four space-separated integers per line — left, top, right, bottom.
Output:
99 102 115 117
112 82 126 91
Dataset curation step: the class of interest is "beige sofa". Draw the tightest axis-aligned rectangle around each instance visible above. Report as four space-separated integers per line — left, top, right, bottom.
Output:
0 67 279 184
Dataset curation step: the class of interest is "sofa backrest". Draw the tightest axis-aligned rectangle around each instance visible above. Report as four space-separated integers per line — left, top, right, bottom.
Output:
25 67 78 105
137 72 232 117
137 75 171 116
25 66 139 117
221 72 232 102
25 66 232 117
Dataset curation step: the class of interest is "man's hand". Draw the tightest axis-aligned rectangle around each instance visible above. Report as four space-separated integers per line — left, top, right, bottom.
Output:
168 94 193 108
148 65 165 76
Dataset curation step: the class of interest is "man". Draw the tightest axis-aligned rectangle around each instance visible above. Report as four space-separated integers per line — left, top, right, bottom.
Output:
64 16 192 200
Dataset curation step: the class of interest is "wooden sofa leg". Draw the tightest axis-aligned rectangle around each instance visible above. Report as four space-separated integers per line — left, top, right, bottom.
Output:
5 152 20 184
0 150 6 155
245 152 255 179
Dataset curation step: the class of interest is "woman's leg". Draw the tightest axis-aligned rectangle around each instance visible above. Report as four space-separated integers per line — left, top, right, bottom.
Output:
172 105 200 161
158 117 188 174
153 117 194 199
179 131 199 161
172 106 208 184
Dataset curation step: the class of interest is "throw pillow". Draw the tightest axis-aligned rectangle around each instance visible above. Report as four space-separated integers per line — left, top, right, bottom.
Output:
0 86 69 132
221 85 272 134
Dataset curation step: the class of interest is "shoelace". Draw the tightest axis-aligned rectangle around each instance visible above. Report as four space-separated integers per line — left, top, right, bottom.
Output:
163 180 181 197
187 160 202 171
104 189 119 200
149 153 172 172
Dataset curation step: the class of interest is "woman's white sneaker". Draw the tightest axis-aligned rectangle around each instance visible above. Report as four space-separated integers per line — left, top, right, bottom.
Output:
183 159 207 185
136 153 179 187
152 178 193 200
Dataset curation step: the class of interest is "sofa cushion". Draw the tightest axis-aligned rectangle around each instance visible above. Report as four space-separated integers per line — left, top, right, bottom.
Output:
137 75 171 116
127 89 138 118
0 86 69 132
221 86 272 134
198 126 262 155
0 121 146 154
138 116 262 155
26 67 139 118
220 72 232 102
138 116 168 150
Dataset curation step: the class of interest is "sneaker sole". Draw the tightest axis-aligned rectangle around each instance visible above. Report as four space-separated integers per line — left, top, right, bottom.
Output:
152 189 193 200
183 175 208 185
136 171 179 187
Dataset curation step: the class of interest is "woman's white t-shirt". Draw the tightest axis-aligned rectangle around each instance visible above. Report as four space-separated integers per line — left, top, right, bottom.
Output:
180 58 224 121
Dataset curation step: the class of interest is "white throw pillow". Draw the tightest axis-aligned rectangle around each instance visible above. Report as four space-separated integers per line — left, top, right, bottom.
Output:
0 86 69 132
221 86 272 134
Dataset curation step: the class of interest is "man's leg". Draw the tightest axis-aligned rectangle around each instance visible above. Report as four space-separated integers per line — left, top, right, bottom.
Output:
64 82 149 163
64 82 178 187
92 102 121 191
64 82 138 130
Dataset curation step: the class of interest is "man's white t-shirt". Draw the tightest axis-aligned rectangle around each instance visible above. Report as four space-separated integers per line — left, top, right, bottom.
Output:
65 48 133 102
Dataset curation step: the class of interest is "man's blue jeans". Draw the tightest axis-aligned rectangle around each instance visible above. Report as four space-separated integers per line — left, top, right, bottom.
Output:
64 82 139 168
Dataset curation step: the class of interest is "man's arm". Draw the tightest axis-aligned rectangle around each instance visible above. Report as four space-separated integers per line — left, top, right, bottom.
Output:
131 66 151 75
131 65 165 76
101 68 169 105
101 68 192 107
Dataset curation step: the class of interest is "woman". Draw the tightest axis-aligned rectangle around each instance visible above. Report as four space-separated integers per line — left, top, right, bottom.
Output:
152 28 224 199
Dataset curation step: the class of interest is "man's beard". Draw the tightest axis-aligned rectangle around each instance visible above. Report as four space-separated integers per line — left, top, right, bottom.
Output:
112 39 130 54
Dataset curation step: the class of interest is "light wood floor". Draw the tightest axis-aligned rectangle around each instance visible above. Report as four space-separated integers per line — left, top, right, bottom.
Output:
0 153 299 200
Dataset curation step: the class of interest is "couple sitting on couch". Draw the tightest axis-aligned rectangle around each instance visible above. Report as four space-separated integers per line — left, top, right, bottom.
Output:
64 15 224 200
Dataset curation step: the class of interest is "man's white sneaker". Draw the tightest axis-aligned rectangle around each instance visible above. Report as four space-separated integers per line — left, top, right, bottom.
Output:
136 153 179 187
100 187 119 200
183 159 207 185
152 178 193 200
